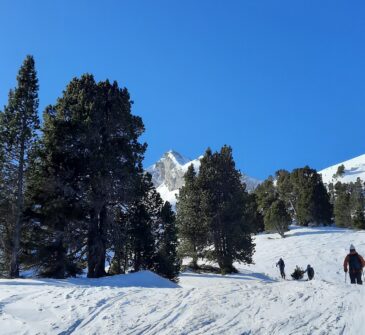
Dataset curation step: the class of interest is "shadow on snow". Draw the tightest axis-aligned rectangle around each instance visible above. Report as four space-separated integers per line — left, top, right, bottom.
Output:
287 225 353 238
180 270 277 283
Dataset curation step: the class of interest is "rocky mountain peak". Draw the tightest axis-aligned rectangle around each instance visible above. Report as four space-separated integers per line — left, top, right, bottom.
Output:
147 150 261 206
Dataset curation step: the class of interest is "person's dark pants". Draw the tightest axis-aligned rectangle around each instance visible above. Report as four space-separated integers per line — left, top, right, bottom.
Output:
280 269 285 279
349 271 363 284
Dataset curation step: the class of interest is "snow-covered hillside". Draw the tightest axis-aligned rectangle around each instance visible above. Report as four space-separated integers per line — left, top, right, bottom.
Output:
1 225 364 334
147 150 261 205
319 153 365 185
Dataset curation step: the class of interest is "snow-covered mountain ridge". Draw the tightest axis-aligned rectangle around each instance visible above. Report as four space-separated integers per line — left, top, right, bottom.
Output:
319 153 365 185
147 151 365 204
146 150 261 205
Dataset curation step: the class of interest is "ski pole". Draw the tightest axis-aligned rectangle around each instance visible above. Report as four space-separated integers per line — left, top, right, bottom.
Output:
345 272 347 284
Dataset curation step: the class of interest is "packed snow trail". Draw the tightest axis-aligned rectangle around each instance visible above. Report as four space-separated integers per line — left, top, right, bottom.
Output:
0 226 364 335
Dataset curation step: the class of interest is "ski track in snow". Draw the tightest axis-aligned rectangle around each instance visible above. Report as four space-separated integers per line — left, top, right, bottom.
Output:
0 226 364 335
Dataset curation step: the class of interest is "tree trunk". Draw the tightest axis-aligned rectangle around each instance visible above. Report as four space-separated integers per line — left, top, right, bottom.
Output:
87 205 107 278
10 135 25 278
53 231 66 279
190 242 198 269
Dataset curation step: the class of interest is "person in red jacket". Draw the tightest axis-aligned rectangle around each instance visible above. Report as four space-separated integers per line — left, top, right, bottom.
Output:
343 244 365 284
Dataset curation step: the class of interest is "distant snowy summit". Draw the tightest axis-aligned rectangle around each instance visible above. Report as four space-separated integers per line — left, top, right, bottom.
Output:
146 150 261 205
319 153 365 184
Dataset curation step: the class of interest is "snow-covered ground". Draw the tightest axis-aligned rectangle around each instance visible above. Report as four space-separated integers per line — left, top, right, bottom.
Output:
1 226 364 335
319 153 365 185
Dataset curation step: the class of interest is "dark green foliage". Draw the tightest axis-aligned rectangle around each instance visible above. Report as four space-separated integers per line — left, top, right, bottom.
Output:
255 177 289 237
176 164 208 268
333 179 365 229
327 183 336 205
177 146 255 274
275 169 296 218
244 193 265 233
264 199 290 237
0 55 40 277
350 178 365 229
22 74 147 279
23 141 86 278
255 177 277 213
333 182 351 227
290 166 332 226
42 75 146 278
333 164 345 179
111 173 180 281
122 173 162 273
352 207 365 230
291 266 304 280
154 202 180 282
256 167 333 234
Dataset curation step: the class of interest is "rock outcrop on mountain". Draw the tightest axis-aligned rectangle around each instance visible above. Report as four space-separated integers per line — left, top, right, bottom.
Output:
147 150 261 205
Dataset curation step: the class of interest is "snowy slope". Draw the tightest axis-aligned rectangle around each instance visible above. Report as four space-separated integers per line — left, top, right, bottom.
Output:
147 150 261 206
319 153 365 185
1 226 364 335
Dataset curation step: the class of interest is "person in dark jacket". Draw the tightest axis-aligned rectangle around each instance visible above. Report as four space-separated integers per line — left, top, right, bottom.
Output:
343 244 365 285
276 258 285 279
304 264 314 280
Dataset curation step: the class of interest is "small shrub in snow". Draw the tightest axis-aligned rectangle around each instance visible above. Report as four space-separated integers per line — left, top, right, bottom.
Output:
291 266 305 280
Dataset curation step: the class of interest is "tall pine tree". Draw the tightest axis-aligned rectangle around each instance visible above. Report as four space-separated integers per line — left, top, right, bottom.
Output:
176 164 208 269
154 202 180 282
28 75 145 278
198 146 255 274
0 55 39 277
350 178 365 229
290 166 332 226
333 182 351 227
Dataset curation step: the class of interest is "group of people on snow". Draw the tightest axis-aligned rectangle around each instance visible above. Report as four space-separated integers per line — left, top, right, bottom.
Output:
276 244 365 284
276 258 314 281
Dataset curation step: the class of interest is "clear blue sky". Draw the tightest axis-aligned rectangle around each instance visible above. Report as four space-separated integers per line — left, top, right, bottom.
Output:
1 1 364 179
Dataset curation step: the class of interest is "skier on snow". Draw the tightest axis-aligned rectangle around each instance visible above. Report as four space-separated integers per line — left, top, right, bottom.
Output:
304 264 314 280
276 258 286 279
343 244 365 285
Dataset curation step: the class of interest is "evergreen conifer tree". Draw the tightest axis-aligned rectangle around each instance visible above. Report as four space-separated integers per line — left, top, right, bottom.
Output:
254 177 278 214
333 164 345 179
264 199 290 237
176 164 208 269
350 178 365 229
32 75 145 278
126 173 161 273
0 55 39 277
154 202 180 282
275 169 296 219
255 177 289 237
333 182 351 227
290 166 332 226
198 146 255 274
244 193 264 233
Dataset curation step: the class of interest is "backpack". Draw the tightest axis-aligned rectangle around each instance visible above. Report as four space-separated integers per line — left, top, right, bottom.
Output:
349 254 362 272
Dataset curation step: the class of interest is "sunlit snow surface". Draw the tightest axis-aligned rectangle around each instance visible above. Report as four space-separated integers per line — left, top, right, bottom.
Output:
319 153 365 184
1 226 364 334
